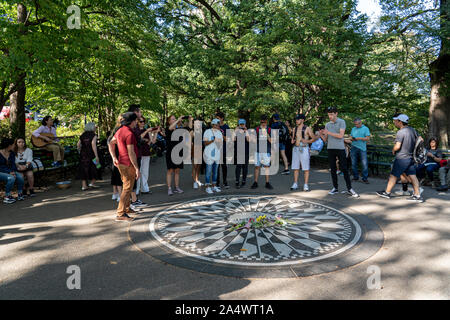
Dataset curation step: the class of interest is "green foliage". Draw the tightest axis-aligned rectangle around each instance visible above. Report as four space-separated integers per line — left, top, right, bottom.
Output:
1 0 444 144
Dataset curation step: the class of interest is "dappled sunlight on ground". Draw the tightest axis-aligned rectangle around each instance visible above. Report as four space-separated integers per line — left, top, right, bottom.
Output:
0 160 449 299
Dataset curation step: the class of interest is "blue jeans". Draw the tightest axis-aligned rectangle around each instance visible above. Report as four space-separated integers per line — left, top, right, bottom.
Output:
205 162 219 185
416 163 440 181
0 172 24 196
350 147 368 181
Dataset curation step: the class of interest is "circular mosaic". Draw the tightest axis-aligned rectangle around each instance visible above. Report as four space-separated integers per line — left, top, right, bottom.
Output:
149 196 362 266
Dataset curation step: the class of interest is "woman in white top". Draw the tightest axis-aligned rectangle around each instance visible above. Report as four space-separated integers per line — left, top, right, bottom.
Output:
203 119 223 194
15 137 35 196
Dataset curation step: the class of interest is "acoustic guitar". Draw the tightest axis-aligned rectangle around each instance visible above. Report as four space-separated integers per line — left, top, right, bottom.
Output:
31 133 75 148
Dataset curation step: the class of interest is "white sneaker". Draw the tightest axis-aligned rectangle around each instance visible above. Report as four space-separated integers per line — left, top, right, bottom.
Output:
348 188 360 198
303 184 310 192
206 187 213 194
193 182 199 189
290 183 298 191
213 186 222 193
197 181 203 187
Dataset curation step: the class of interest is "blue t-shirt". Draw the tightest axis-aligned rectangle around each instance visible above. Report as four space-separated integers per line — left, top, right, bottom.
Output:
351 125 371 151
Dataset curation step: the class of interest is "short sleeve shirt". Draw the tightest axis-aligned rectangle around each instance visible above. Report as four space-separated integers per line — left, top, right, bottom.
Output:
394 126 417 160
203 129 223 164
15 148 33 164
114 126 138 166
326 118 346 150
351 125 371 151
427 149 443 163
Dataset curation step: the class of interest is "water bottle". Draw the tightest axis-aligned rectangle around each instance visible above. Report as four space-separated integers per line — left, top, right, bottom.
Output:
93 159 101 169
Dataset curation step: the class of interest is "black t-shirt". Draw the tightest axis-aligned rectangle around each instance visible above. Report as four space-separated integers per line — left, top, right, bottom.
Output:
234 128 250 164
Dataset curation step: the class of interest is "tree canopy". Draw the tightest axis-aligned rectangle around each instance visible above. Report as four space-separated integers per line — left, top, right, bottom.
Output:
1 0 448 145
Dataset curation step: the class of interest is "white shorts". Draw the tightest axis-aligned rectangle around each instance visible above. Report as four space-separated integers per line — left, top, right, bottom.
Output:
254 152 271 167
291 146 310 171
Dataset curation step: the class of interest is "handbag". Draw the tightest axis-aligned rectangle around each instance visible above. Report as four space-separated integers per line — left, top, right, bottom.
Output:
31 159 44 172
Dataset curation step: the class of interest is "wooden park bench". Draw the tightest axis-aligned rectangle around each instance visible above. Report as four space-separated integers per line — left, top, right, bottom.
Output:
31 146 80 187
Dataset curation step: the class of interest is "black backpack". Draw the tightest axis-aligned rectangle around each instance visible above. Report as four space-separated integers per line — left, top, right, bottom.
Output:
413 129 427 165
279 123 289 143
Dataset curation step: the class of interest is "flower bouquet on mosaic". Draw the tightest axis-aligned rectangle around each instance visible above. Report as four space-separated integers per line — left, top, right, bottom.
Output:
229 214 296 231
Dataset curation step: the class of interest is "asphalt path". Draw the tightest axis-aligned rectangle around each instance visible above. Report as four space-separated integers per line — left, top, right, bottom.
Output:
0 158 449 299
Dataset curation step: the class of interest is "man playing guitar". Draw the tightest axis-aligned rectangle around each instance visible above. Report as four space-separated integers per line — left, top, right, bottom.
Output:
32 116 65 167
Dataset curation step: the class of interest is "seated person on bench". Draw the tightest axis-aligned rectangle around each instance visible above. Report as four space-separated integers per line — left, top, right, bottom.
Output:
32 116 65 167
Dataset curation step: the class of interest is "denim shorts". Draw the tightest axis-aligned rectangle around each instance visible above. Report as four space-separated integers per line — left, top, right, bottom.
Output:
279 142 286 151
391 158 416 178
255 153 271 167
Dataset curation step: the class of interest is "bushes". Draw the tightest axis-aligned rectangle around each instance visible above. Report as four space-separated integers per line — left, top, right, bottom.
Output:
0 120 82 147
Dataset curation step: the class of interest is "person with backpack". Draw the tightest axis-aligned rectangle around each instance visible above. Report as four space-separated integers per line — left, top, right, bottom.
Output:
251 115 274 190
290 114 316 191
376 114 424 203
271 114 290 175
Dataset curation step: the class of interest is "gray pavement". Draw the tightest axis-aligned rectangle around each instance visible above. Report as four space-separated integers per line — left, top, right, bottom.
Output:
0 157 449 300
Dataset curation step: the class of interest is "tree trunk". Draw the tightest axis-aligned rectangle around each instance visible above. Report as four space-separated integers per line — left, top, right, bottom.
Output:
9 82 26 138
9 3 28 138
428 0 449 149
429 54 450 149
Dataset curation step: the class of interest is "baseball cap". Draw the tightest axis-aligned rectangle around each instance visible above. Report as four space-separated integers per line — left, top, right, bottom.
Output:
272 114 280 120
393 114 409 123
120 112 138 126
260 115 268 121
211 118 220 125
296 114 306 120
238 119 246 125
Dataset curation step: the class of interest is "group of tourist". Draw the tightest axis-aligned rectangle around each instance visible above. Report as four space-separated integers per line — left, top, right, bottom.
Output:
1 105 449 220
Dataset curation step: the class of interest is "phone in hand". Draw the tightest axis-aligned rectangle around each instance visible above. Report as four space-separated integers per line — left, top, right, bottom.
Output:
182 116 190 120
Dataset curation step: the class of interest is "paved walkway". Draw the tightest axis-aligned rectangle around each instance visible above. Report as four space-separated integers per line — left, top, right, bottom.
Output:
0 157 449 299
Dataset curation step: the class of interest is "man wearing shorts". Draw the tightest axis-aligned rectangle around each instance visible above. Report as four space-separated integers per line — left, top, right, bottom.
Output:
377 114 424 202
251 115 274 190
290 114 316 191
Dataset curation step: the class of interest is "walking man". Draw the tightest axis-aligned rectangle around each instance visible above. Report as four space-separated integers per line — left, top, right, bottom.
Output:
108 112 141 221
350 118 371 184
319 107 359 198
376 114 424 203
290 114 316 191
